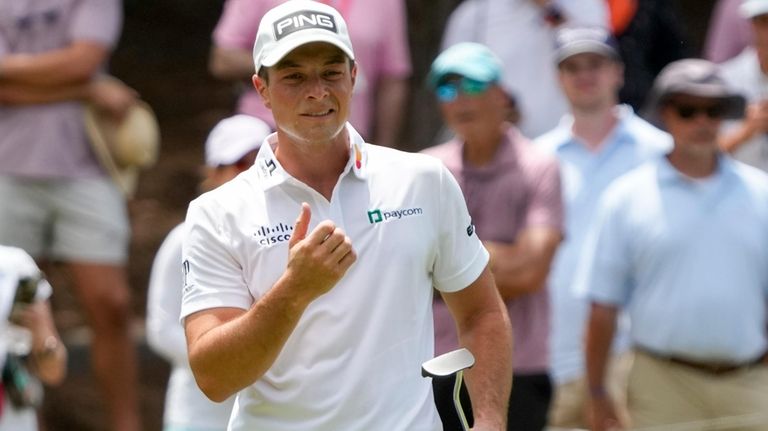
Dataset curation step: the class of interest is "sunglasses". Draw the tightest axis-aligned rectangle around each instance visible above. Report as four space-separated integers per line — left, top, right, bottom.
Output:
670 103 726 120
436 78 491 102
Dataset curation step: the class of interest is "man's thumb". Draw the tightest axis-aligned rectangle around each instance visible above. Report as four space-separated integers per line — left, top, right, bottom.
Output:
289 202 311 246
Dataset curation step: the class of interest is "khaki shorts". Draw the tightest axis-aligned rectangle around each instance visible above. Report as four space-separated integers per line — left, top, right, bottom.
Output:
0 176 129 264
628 350 768 430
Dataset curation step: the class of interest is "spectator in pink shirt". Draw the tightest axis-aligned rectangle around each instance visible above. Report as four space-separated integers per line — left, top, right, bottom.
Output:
422 42 564 431
704 0 753 63
208 0 411 148
0 2 141 430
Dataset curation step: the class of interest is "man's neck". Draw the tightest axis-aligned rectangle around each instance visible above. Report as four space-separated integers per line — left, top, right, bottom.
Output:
666 147 718 179
571 105 619 151
462 126 507 167
757 47 768 75
274 130 351 200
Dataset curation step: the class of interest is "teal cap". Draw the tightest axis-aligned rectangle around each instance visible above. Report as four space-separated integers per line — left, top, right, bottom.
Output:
428 42 502 88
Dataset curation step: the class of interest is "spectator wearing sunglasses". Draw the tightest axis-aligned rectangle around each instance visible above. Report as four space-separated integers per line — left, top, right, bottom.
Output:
535 26 671 430
582 58 768 431
422 42 564 431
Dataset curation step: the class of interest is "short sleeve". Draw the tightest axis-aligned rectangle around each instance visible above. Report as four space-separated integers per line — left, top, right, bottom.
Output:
441 1 475 49
575 185 634 306
557 0 608 27
432 164 490 293
212 0 269 50
146 224 189 365
180 199 253 321
378 0 411 77
69 0 122 48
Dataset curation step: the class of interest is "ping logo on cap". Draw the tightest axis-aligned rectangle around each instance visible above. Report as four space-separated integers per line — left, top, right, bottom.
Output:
273 10 337 41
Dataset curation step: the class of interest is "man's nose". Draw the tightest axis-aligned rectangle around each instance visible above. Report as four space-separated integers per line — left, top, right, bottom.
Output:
305 75 329 99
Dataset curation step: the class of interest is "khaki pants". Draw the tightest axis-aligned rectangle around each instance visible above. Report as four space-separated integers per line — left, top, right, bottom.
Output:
548 352 633 429
628 350 768 430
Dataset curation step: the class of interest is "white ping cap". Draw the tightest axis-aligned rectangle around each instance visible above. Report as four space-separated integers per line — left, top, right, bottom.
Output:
741 0 768 18
252 0 355 73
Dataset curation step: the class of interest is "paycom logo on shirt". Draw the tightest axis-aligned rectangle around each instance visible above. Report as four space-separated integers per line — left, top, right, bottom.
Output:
367 207 423 224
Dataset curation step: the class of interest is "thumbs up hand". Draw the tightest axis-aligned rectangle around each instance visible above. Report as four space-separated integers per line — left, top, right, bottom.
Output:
285 203 357 302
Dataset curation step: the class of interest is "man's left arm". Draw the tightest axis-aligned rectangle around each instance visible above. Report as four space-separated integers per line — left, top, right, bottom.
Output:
484 227 561 300
485 156 563 299
442 266 513 431
0 0 121 88
0 75 137 120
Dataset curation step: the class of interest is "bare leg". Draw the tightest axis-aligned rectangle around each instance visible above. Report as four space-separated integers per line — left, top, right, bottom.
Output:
68 262 140 431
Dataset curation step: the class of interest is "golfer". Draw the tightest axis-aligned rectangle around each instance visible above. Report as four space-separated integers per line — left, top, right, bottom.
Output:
180 1 512 430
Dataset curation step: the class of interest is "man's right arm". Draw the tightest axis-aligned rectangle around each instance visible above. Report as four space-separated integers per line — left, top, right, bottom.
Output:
184 282 315 402
208 0 263 81
184 203 356 402
585 302 623 431
0 40 109 87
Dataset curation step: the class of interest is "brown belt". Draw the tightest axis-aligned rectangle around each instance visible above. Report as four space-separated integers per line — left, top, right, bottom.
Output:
637 347 768 376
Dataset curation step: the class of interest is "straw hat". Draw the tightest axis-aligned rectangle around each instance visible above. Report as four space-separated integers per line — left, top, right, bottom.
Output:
84 100 160 197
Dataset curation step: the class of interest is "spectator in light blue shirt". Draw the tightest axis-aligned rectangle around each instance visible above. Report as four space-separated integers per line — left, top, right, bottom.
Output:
535 26 671 430
582 58 768 431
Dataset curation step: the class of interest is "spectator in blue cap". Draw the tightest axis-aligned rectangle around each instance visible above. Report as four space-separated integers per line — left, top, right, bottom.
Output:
424 42 564 431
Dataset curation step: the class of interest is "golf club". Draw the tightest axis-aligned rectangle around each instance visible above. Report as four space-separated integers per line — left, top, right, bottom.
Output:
422 348 476 431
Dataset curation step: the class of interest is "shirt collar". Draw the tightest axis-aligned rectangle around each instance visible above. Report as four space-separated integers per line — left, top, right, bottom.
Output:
553 104 636 152
655 152 734 185
253 122 369 191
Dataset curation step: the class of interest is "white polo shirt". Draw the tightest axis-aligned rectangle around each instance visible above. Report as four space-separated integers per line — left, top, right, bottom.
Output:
180 124 488 431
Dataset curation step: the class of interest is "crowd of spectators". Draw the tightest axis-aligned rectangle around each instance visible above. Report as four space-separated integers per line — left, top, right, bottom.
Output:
2 1 767 430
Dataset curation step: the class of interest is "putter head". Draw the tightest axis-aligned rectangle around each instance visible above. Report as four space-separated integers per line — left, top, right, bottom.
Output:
421 348 475 378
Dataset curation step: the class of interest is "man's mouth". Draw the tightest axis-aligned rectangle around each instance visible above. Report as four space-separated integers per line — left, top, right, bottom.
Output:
303 109 334 117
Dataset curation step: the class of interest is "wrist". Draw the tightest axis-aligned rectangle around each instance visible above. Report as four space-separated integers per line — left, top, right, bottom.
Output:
589 385 608 399
33 335 61 360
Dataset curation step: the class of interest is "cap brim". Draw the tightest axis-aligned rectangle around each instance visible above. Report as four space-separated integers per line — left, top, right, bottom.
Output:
643 91 747 124
556 42 618 64
740 1 768 18
259 33 355 70
428 66 498 88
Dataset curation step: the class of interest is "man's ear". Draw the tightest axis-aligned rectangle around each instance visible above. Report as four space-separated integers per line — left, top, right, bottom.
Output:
350 62 357 88
253 74 271 109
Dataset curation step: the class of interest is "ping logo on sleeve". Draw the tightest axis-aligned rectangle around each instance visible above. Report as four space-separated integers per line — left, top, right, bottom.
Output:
182 259 192 292
274 11 337 40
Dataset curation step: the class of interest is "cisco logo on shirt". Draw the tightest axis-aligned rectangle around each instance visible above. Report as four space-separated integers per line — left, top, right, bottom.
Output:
367 207 423 224
254 222 294 246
